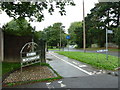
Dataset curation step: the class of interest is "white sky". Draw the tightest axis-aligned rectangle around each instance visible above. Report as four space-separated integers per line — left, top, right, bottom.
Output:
0 0 98 33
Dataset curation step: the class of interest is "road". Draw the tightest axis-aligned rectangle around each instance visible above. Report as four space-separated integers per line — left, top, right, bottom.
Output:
7 51 118 89
9 74 118 89
54 47 119 57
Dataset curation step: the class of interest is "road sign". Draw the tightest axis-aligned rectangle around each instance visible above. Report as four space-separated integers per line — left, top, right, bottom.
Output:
96 49 108 53
107 30 113 34
66 35 70 39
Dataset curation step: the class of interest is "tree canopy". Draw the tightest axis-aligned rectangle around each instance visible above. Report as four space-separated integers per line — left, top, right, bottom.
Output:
85 2 120 47
43 22 67 48
68 21 83 48
68 2 120 48
1 1 75 22
3 18 33 36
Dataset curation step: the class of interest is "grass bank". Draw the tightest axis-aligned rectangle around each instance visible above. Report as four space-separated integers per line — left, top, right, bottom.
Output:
55 51 119 70
2 62 20 75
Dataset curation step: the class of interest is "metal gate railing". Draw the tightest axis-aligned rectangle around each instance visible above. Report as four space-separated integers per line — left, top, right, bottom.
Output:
20 42 41 72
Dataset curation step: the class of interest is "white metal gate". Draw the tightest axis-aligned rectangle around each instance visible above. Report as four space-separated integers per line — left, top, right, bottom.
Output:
20 42 41 72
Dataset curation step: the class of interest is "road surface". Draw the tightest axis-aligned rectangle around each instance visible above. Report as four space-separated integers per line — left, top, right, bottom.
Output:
53 47 119 57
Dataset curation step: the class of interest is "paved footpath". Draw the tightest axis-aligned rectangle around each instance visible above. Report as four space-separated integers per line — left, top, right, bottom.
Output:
46 51 106 77
6 51 118 89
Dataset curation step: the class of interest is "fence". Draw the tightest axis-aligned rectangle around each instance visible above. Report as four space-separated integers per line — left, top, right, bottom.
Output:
4 33 46 63
4 34 32 62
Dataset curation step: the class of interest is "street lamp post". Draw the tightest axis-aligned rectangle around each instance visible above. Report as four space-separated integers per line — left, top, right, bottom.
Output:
59 26 65 51
32 26 35 52
60 27 62 51
83 0 86 53
106 28 108 60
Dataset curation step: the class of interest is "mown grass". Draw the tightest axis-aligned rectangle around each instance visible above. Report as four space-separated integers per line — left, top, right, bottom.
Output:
55 51 119 70
2 62 20 75
2 62 48 75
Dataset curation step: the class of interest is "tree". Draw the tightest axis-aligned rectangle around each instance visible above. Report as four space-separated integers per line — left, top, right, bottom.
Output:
1 1 75 45
3 18 33 36
68 22 83 48
43 22 67 48
1 1 75 22
85 2 120 47
113 27 120 48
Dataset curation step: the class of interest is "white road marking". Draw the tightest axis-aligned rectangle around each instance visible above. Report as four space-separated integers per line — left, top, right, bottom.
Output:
58 81 62 83
91 70 106 75
46 82 54 89
58 81 66 88
72 61 78 65
49 52 92 75
60 83 66 87
46 82 51 85
79 65 87 67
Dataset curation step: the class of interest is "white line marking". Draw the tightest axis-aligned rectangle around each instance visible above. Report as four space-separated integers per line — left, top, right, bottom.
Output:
60 83 66 87
46 82 51 85
58 81 66 88
58 81 62 83
79 65 87 67
46 82 54 89
72 61 78 65
49 52 92 75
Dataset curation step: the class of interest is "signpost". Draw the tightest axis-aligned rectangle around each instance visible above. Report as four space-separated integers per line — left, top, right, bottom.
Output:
107 30 113 34
106 29 113 60
66 35 70 51
20 42 41 72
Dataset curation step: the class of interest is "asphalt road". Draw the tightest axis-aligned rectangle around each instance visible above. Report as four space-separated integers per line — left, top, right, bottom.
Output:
9 74 118 89
54 47 119 57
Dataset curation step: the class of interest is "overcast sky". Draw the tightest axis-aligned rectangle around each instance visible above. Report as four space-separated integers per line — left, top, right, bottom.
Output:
0 0 98 33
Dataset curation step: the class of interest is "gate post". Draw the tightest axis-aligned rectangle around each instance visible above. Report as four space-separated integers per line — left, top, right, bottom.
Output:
38 39 46 63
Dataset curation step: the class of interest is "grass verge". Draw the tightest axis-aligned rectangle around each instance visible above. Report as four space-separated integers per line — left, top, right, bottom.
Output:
2 62 20 75
2 62 62 87
55 51 119 70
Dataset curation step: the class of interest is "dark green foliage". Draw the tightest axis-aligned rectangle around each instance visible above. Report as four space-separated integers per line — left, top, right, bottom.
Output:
43 23 67 47
3 18 33 36
85 2 120 47
68 2 120 48
114 27 120 48
2 62 20 75
1 1 75 22
34 31 47 41
68 22 83 48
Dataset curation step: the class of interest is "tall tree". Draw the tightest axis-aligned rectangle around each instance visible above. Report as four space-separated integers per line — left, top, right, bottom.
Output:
43 22 66 48
85 2 120 47
68 22 83 48
3 18 33 36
